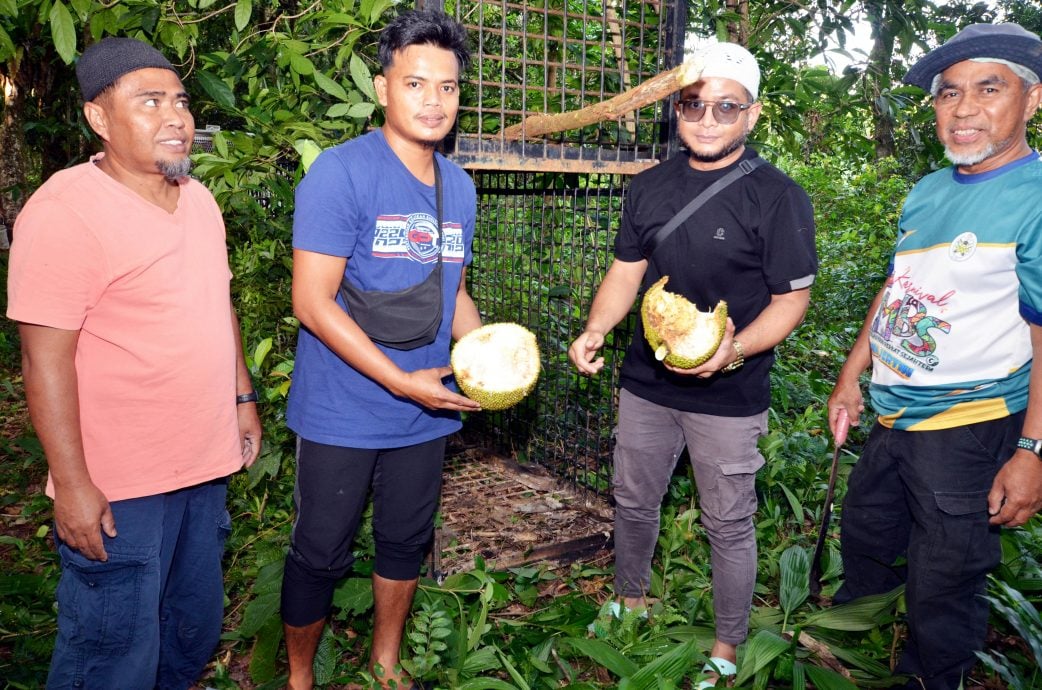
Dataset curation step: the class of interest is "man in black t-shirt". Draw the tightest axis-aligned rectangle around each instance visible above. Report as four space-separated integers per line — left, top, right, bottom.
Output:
568 41 817 689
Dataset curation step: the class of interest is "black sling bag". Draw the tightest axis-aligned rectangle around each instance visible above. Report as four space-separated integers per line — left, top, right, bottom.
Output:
339 159 444 350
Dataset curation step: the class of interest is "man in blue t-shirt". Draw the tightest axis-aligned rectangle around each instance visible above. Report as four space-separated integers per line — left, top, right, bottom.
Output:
568 42 817 689
828 23 1042 690
281 10 480 689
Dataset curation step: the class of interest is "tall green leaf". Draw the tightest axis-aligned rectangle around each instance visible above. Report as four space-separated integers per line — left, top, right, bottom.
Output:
801 586 904 631
779 545 810 628
791 660 807 690
247 614 283 683
461 646 502 677
560 637 639 678
292 139 323 172
625 638 701 689
467 581 493 652
350 52 376 102
457 679 519 690
313 69 349 100
49 0 76 64
779 482 804 520
495 647 531 690
312 625 337 686
0 24 15 62
234 0 252 31
196 69 236 109
332 576 373 615
239 591 280 638
734 630 789 685
982 578 1042 665
804 664 859 690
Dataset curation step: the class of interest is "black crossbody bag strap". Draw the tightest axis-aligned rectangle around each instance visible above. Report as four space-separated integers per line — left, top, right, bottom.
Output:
431 157 444 277
643 157 765 258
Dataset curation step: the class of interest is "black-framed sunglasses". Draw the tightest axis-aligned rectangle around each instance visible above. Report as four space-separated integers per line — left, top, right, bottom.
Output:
676 99 753 125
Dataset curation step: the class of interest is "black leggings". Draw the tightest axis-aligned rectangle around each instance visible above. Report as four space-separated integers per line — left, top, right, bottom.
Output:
280 436 445 627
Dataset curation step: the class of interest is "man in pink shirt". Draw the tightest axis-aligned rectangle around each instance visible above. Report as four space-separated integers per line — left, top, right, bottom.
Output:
6 37 261 689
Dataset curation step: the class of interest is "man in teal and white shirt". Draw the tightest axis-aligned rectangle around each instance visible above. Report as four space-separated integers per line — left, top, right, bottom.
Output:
828 22 1042 690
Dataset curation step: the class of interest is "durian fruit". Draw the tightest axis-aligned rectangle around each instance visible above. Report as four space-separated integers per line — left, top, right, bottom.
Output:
641 276 727 369
451 323 541 410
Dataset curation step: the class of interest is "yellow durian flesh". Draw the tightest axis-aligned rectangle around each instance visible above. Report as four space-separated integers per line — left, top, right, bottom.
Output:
451 323 541 410
641 276 727 369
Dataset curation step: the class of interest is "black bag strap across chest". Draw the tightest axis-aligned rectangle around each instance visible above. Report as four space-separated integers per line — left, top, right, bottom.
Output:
643 157 765 259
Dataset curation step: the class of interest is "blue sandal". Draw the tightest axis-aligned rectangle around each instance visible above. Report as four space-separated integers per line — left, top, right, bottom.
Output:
695 656 737 689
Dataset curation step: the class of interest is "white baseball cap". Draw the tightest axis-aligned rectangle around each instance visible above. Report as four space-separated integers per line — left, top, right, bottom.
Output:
695 41 760 101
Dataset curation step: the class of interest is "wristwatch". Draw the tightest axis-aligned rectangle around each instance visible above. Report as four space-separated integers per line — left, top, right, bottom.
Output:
721 339 745 373
236 390 259 404
1016 437 1042 457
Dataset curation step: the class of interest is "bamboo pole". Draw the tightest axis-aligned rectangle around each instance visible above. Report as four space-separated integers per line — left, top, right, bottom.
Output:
500 58 704 141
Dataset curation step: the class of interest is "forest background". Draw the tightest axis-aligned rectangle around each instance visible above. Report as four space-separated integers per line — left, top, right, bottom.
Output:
2 0 1042 688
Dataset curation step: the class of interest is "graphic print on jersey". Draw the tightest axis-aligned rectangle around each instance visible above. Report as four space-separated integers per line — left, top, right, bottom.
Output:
870 264 955 378
372 212 465 263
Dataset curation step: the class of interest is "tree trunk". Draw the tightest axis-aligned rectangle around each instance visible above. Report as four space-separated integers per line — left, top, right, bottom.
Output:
866 1 896 159
725 0 750 45
0 71 26 246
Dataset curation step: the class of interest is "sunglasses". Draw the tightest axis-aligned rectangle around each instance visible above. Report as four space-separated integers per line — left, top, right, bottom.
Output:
676 99 753 125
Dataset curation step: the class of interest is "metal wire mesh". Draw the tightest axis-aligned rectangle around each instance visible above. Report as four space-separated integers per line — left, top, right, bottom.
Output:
411 0 685 496
465 171 636 496
439 0 687 173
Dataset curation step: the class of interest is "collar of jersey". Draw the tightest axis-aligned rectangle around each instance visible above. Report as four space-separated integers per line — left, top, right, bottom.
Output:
951 150 1040 185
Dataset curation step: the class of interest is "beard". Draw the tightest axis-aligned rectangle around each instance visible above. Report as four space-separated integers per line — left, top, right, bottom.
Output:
683 129 749 164
157 156 192 183
944 133 1015 169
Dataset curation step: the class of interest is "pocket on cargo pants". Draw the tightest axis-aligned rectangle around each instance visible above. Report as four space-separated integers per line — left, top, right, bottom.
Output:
54 543 152 656
48 541 159 690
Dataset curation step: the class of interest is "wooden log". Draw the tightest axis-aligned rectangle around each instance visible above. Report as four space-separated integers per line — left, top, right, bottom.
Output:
781 630 855 680
500 58 704 141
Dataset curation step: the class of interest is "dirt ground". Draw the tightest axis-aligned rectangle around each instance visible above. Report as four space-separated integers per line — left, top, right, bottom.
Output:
435 441 614 576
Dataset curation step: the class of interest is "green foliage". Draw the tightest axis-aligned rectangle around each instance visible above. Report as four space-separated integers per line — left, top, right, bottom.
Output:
403 600 454 678
4 2 1042 687
779 545 810 631
976 577 1042 690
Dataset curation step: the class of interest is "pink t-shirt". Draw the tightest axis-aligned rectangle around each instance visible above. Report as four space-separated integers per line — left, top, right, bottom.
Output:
7 156 244 501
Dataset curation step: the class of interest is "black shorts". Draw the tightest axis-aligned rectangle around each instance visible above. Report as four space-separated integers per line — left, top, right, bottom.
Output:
280 436 445 626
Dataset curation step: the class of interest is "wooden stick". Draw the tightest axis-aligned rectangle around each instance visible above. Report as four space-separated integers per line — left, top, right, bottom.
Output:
500 58 704 141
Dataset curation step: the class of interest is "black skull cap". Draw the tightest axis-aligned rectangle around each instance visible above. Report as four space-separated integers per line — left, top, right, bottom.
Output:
76 37 179 101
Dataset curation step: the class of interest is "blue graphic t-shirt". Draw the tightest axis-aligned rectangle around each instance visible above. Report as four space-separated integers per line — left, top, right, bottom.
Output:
287 129 476 448
869 152 1042 430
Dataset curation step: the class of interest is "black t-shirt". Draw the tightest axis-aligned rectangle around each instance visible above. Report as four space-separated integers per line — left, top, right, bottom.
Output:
615 147 817 416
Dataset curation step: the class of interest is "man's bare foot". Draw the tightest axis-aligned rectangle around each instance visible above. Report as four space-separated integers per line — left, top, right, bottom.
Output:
369 661 414 689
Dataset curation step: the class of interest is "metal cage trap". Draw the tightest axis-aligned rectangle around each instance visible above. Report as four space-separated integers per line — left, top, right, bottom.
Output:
415 0 689 572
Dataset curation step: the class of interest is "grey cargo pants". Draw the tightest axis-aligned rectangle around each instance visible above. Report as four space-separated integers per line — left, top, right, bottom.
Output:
612 388 767 644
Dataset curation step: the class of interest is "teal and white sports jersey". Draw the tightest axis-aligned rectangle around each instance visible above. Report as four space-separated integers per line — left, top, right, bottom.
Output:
868 152 1042 431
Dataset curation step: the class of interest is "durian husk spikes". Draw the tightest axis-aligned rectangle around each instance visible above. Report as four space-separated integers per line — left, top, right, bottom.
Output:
451 323 541 411
641 276 727 369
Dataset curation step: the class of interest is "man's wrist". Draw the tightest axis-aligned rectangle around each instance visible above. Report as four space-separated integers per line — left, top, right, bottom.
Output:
236 390 259 404
1016 436 1042 460
721 339 745 373
584 325 607 338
